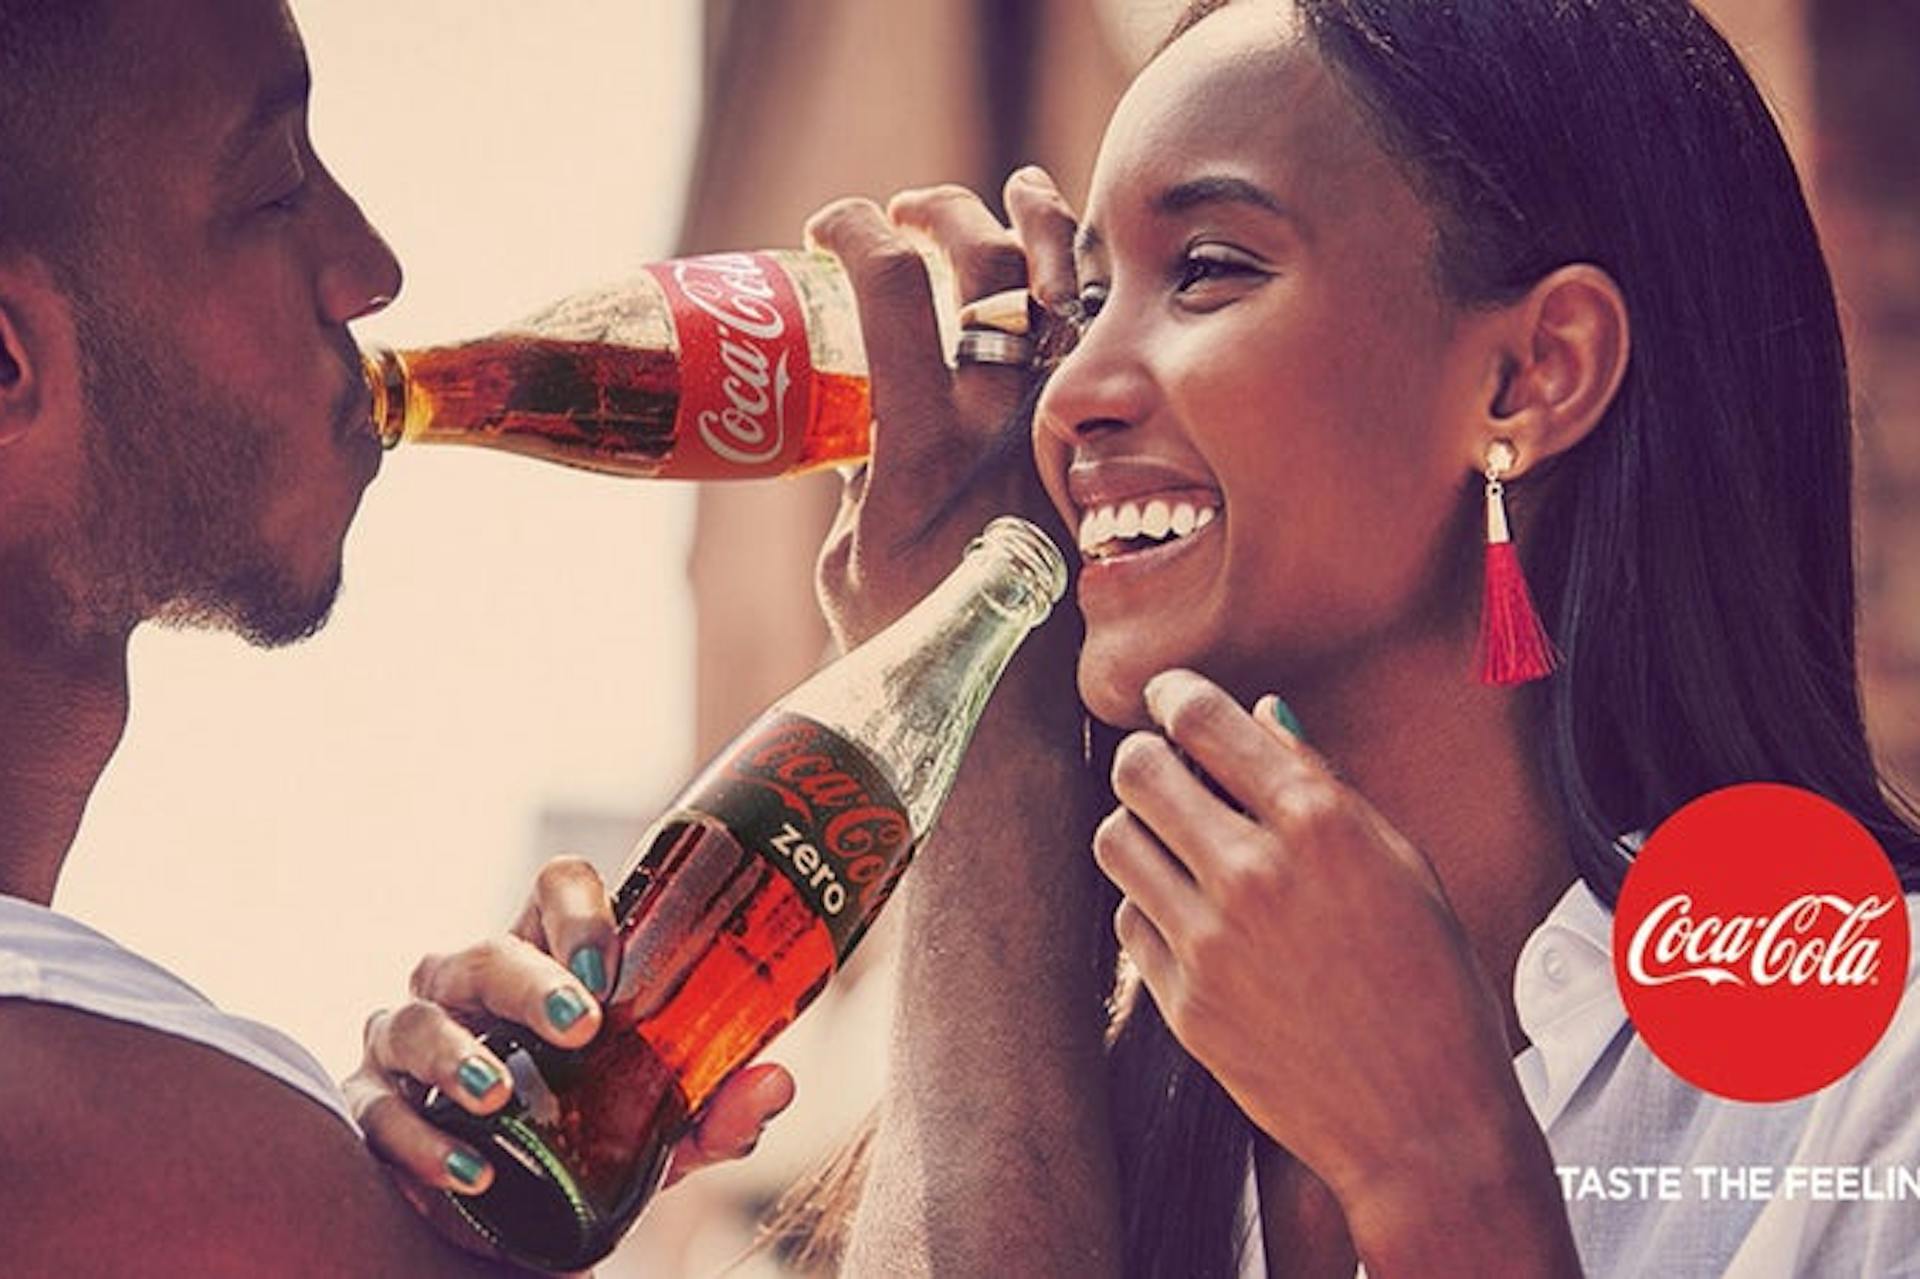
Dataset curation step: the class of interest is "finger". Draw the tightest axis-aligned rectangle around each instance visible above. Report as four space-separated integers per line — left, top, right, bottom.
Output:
1109 728 1263 889
362 1002 513 1117
1142 669 1323 828
343 1075 495 1197
661 1063 797 1188
804 198 957 457
512 855 618 1001
1091 804 1203 941
887 184 1028 309
411 936 602 1049
1003 166 1081 314
1114 897 1178 999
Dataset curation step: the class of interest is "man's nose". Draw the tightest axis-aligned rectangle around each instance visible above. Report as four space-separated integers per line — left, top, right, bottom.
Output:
318 190 404 327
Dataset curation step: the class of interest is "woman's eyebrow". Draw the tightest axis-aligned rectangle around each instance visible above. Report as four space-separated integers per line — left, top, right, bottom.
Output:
1075 175 1309 261
1156 174 1307 235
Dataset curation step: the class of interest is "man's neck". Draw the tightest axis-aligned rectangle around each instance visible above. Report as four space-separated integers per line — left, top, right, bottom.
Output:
0 631 131 904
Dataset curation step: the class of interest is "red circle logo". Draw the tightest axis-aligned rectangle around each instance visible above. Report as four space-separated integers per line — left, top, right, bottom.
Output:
1612 783 1910 1102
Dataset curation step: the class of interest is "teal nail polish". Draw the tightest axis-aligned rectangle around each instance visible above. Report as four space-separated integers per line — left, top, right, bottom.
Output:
569 946 607 998
1270 697 1303 739
546 986 588 1031
456 1056 500 1100
445 1148 487 1189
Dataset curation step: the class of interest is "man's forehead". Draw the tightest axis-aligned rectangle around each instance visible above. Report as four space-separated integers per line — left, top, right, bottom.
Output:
100 0 307 142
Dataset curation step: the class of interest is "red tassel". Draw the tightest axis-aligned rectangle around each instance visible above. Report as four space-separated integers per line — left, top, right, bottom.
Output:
1476 539 1557 684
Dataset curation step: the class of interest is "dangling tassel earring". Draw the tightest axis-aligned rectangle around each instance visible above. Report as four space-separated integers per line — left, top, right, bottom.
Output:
1475 439 1557 685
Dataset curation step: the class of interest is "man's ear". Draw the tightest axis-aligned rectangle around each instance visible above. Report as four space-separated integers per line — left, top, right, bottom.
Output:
0 253 83 450
1473 263 1630 479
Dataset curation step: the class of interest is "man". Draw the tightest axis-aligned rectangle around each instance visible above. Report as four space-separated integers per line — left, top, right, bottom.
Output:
0 2 779 1271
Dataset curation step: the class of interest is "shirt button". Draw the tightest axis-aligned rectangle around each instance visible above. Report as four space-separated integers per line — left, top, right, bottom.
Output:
1541 946 1570 987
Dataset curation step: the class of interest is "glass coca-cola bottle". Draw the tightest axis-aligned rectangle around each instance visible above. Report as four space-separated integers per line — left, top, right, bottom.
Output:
425 516 1068 1270
364 250 915 481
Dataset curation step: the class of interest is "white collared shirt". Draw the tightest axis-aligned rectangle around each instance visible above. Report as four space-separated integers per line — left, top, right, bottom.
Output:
1243 881 1920 1278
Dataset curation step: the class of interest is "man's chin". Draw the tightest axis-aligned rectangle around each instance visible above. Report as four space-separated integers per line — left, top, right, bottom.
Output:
151 567 341 649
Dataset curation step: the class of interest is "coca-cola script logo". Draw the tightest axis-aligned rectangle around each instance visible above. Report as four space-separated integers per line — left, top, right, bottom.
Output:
1612 783 1910 1102
734 717 911 916
666 253 801 468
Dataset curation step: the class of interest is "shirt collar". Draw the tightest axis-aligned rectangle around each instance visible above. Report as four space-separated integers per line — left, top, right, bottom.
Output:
1512 876 1629 1130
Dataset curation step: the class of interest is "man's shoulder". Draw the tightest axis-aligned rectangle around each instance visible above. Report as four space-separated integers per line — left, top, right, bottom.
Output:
0 999 510 1276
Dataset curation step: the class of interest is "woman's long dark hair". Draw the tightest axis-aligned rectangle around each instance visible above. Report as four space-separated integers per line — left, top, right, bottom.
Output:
1114 2 1920 1277
770 3 1920 1275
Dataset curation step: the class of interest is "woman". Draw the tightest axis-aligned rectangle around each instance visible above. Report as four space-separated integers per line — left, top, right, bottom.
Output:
357 1 1920 1274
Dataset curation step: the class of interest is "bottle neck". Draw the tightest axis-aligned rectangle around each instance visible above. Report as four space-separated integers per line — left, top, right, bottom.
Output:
778 521 1066 836
362 346 411 449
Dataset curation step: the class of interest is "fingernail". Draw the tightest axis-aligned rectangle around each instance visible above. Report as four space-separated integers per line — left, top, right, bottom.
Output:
456 1055 501 1100
445 1148 488 1189
1012 163 1046 184
568 946 607 998
545 986 589 1031
757 1071 797 1116
1141 669 1187 720
1270 697 1303 739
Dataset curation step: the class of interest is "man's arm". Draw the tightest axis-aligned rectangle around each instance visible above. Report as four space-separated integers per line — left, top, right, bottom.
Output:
0 1001 525 1277
843 685 1124 1278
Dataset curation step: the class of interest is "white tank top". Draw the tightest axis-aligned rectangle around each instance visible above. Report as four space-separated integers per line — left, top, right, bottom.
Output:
0 894 355 1130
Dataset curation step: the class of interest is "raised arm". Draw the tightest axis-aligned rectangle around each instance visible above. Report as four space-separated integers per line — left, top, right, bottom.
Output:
804 171 1124 1277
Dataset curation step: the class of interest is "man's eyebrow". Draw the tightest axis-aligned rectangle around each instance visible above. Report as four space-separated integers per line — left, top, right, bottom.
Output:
215 66 311 179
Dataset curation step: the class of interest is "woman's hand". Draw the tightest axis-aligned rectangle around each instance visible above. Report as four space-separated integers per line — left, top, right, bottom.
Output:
1094 669 1578 1274
805 167 1081 648
342 857 795 1210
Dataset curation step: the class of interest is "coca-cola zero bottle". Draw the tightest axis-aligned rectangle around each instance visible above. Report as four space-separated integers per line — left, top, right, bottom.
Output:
426 516 1068 1269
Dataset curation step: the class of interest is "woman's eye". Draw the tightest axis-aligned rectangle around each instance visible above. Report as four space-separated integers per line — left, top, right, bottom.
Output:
1073 283 1109 324
1175 246 1265 292
1035 283 1106 366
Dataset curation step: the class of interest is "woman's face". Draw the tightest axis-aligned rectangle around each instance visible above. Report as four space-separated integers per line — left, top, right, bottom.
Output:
1034 4 1499 728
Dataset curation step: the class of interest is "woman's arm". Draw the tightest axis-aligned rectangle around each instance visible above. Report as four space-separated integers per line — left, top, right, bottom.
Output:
1099 670 1580 1278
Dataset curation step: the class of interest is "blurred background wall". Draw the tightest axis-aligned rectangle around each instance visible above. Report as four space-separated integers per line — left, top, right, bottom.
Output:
52 2 1920 1276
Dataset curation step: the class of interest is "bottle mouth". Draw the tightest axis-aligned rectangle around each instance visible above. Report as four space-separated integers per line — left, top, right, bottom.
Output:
969 516 1068 620
361 345 409 449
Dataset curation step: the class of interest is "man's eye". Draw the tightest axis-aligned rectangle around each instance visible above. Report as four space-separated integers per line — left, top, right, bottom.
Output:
258 168 310 216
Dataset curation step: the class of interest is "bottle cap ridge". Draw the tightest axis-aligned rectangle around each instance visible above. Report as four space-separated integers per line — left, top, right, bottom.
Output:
969 516 1068 621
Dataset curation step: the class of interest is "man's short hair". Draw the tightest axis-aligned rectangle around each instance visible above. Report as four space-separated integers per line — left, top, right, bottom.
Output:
0 0 116 262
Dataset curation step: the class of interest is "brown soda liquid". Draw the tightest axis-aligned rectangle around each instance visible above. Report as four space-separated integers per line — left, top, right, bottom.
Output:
428 814 844 1270
396 336 871 478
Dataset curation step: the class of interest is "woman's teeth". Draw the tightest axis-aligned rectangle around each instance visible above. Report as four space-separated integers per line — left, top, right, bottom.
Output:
1078 499 1219 560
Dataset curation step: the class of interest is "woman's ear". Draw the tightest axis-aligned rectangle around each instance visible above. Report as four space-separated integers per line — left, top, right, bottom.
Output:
1480 263 1630 478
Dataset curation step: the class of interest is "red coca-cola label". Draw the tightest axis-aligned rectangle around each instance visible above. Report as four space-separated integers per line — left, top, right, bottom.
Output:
1612 783 1910 1101
686 712 913 958
646 252 815 479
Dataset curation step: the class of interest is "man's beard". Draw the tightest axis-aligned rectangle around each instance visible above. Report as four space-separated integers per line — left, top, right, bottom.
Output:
30 299 345 650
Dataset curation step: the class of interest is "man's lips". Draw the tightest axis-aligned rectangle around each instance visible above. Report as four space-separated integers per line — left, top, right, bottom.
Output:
334 374 379 448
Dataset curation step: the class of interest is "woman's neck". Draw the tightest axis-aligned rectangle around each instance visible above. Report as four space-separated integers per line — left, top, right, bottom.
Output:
1278 632 1576 1049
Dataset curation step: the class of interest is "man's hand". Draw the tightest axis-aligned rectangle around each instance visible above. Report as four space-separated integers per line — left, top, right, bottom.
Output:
804 171 1077 651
